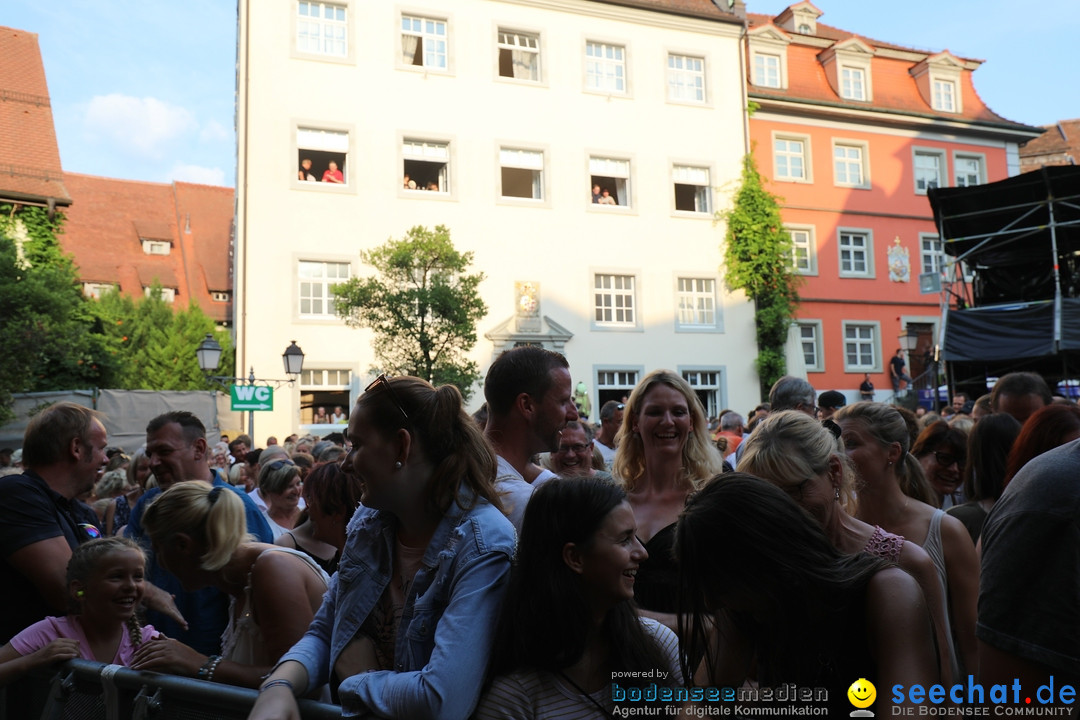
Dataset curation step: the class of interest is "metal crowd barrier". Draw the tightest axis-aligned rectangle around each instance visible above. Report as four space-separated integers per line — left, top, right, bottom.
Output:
1 658 341 720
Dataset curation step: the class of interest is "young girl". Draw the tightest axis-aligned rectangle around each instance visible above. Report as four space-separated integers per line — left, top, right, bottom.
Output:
0 537 158 684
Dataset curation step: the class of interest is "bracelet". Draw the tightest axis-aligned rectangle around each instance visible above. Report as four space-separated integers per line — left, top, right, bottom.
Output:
197 654 223 682
259 679 294 693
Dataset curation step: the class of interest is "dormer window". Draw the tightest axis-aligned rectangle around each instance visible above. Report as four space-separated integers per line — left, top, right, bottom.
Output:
933 78 956 112
798 23 811 34
747 25 791 90
841 66 866 101
910 51 965 114
819 38 875 103
775 1 822 36
142 239 171 255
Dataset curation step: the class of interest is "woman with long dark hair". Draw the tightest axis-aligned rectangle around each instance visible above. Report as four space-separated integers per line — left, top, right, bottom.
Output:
676 474 936 715
946 413 1021 544
476 477 680 718
249 376 515 720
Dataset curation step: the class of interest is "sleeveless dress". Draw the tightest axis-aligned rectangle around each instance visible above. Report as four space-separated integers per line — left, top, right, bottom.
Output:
922 510 962 680
282 530 339 576
634 524 679 613
220 547 330 664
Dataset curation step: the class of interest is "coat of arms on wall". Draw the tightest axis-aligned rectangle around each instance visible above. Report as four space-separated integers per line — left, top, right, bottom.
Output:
888 237 910 283
514 281 540 332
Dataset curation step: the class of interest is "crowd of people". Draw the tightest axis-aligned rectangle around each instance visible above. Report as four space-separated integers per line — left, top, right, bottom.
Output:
0 353 1076 718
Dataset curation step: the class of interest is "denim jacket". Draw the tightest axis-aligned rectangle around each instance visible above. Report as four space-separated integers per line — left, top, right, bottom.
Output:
280 491 515 719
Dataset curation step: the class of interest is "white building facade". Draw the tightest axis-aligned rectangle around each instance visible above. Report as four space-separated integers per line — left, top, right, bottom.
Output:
236 0 759 438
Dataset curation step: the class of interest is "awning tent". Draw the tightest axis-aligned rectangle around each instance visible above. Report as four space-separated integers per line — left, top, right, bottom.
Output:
928 166 1080 381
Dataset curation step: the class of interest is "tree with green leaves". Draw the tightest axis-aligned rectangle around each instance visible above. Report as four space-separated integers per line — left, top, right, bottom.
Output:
0 205 118 423
720 153 801 398
334 225 487 399
93 285 234 391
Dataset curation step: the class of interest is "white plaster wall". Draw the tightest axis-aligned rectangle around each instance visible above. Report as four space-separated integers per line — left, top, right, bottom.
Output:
237 0 759 438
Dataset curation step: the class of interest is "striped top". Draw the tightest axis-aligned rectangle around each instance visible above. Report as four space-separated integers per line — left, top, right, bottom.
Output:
473 617 682 719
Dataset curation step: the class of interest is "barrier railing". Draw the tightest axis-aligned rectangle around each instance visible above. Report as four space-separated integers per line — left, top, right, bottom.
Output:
1 658 341 720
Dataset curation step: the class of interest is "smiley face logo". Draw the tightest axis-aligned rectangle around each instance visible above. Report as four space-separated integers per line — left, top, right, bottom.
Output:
847 678 876 709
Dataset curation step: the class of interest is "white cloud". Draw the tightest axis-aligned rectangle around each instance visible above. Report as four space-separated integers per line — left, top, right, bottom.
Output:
199 119 230 143
83 94 197 158
169 163 226 186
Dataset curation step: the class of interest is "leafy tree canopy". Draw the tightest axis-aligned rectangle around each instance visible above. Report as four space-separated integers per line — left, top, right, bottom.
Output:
334 225 487 400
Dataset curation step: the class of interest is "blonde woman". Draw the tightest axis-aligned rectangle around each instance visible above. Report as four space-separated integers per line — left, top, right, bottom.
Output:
835 401 979 679
612 369 723 632
130 481 327 688
740 410 955 683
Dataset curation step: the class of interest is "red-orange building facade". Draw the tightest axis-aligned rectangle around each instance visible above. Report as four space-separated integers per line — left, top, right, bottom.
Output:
747 2 1041 401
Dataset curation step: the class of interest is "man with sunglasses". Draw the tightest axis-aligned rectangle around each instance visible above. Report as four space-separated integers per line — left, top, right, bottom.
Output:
125 411 273 655
0 402 108 650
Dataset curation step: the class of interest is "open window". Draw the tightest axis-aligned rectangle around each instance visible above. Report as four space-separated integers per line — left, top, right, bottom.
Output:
498 30 539 82
297 127 349 185
500 148 543 200
673 165 711 213
589 157 630 207
402 140 449 193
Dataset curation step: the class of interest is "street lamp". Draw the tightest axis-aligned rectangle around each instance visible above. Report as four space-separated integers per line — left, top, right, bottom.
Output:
196 334 306 437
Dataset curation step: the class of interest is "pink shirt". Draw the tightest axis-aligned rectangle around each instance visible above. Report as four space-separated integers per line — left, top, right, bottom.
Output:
10 615 159 665
322 169 344 183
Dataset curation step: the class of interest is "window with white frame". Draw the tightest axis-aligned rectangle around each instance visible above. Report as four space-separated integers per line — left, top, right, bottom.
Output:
843 323 877 371
798 322 823 372
142 240 171 255
840 66 866 100
500 148 543 200
594 274 636 326
789 227 816 274
914 149 945 193
920 234 944 276
774 136 807 181
403 139 449 193
833 143 866 187
955 155 983 187
933 78 956 112
83 282 116 299
589 157 630 207
839 230 872 277
497 30 539 82
597 369 639 407
301 368 351 387
145 286 176 303
676 277 717 328
211 291 230 302
585 41 626 94
299 260 350 317
752 52 780 88
681 369 721 418
667 54 705 103
297 2 346 58
297 127 349 186
673 165 711 213
401 14 447 70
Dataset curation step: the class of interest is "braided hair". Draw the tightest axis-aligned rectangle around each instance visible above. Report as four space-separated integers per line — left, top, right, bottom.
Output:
67 537 148 648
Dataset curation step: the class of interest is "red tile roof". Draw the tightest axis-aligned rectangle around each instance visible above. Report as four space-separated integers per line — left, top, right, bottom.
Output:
60 173 234 323
1020 119 1080 171
0 26 70 205
746 13 1034 130
590 0 744 21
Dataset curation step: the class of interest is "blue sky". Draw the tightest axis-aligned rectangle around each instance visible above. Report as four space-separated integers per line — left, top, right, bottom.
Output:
5 0 1075 188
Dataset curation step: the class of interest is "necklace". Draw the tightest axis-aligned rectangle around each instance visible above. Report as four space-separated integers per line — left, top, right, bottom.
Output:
556 670 615 719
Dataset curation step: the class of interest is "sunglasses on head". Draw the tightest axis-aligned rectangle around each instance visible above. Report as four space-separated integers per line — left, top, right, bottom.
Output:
267 460 296 472
366 374 410 424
